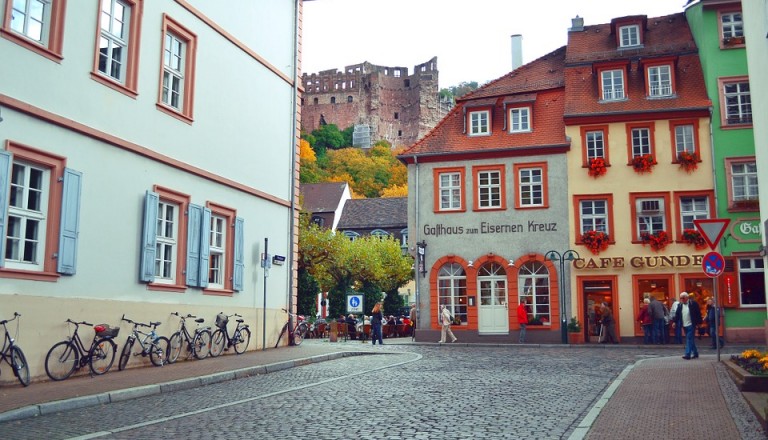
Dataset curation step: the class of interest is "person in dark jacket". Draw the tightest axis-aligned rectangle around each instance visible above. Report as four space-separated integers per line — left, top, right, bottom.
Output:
705 298 719 349
648 296 666 344
345 314 358 340
637 299 652 344
371 303 384 345
600 302 618 343
674 292 703 359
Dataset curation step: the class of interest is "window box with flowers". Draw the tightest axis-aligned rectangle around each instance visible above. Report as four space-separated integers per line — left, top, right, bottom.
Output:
581 230 611 255
681 229 707 250
631 154 657 174
723 36 745 46
733 198 760 211
677 151 699 173
587 157 607 178
640 230 671 252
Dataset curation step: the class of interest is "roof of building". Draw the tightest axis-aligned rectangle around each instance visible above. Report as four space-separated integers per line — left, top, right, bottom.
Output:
337 197 407 230
300 182 349 213
564 13 711 118
398 46 569 160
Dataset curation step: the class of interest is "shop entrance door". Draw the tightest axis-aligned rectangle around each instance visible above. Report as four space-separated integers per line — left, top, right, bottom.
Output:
478 276 509 334
582 280 614 343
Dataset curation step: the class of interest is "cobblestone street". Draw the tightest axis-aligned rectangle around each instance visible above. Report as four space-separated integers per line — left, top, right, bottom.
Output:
0 345 694 440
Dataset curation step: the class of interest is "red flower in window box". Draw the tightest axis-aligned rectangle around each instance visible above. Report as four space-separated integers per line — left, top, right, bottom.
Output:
588 157 607 178
631 154 657 174
682 229 707 250
640 230 671 252
581 230 610 255
677 151 699 173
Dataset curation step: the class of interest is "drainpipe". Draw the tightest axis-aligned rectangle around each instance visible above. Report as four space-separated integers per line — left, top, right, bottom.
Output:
286 0 300 321
413 155 421 329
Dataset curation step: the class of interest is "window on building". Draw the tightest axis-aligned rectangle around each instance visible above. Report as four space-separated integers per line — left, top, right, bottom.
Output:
330 97 336 104
3 0 66 60
93 0 142 95
635 197 666 239
370 229 389 239
311 215 324 227
586 130 605 161
731 161 759 202
394 112 399 120
478 262 507 306
1 145 82 278
601 70 625 101
313 97 318 105
403 79 410 87
475 167 503 210
518 261 550 324
674 124 695 155
619 25 640 47
516 164 546 208
397 130 402 137
394 69 401 78
631 127 652 158
648 65 672 97
722 79 752 126
342 231 359 241
437 262 467 325
399 228 408 252
438 171 462 211
679 196 709 230
347 96 352 103
469 110 490 136
207 215 225 288
509 107 531 133
580 200 608 235
739 257 766 306
158 15 197 121
155 200 179 283
721 11 744 39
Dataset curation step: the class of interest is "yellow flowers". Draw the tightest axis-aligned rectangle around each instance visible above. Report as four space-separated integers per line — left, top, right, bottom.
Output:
742 349 762 360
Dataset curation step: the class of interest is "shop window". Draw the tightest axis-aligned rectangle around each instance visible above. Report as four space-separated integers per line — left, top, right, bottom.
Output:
739 257 766 306
438 263 467 324
518 262 550 325
478 262 507 307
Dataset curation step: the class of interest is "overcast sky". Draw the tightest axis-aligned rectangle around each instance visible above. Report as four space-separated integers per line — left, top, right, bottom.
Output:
302 0 690 88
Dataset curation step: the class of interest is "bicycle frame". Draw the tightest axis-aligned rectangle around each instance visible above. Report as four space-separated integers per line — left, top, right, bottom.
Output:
62 321 96 367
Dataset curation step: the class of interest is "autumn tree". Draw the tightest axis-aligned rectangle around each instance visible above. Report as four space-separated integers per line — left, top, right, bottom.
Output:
381 184 408 198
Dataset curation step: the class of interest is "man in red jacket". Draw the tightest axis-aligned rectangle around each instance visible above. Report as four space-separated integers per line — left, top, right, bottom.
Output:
517 298 529 343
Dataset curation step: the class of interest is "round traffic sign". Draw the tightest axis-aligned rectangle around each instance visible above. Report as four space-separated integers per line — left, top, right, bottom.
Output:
702 251 725 278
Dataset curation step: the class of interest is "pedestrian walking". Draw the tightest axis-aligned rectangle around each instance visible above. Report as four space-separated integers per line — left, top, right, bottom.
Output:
599 302 618 343
669 299 682 343
409 303 417 338
637 298 652 344
438 304 457 343
517 298 529 343
705 299 719 349
371 302 384 345
674 292 702 359
648 296 665 344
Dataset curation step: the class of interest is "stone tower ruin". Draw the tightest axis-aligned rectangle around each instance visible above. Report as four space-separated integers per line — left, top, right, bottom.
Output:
300 57 442 148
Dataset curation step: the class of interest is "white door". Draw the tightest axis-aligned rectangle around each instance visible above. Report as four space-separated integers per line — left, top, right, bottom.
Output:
478 263 509 334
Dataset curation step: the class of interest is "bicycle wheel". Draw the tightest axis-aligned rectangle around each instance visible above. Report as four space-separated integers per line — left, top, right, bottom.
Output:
209 329 226 357
89 338 116 375
193 330 211 360
45 340 78 381
149 336 169 367
168 332 183 364
234 327 251 354
118 338 134 371
293 324 305 346
11 346 31 386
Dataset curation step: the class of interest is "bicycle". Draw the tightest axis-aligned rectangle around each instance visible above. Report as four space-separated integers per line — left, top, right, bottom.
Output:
118 315 169 370
44 319 119 381
209 313 250 356
168 312 212 363
1 312 30 386
275 309 309 347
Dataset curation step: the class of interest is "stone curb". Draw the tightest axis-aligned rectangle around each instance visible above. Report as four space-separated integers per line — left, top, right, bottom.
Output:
0 351 366 424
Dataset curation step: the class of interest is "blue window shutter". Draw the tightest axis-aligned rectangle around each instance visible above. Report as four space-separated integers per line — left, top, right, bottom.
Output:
233 217 244 291
198 207 211 289
0 150 12 268
57 168 82 275
139 191 159 282
185 204 202 287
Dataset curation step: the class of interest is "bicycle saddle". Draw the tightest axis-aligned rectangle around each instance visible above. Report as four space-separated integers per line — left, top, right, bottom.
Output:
236 319 244 323
151 321 161 326
195 318 205 323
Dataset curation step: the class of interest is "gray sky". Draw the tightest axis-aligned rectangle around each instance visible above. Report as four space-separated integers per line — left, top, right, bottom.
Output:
302 0 690 88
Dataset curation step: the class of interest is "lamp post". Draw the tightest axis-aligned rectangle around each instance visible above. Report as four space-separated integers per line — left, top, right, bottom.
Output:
544 249 580 344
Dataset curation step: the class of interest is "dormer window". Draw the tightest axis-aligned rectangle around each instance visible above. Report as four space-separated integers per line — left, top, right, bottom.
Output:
647 65 672 97
600 69 625 101
509 107 531 133
469 110 490 136
619 25 640 47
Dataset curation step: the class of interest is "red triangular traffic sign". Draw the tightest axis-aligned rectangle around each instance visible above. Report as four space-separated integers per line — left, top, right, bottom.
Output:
694 219 731 250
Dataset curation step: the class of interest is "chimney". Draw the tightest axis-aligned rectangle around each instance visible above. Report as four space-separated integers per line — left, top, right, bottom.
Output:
570 15 584 32
511 34 523 71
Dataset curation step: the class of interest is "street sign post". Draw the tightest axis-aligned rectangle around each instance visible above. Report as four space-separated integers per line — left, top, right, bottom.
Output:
693 219 731 250
702 251 725 278
692 219 730 362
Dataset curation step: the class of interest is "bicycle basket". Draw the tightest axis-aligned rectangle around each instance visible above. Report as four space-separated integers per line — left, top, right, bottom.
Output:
215 313 229 329
95 324 120 338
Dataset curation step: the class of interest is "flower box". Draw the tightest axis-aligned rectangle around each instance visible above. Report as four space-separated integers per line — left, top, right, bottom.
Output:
723 36 745 46
725 359 768 392
681 229 707 250
677 151 699 173
733 199 760 211
588 157 607 178
631 154 657 174
581 230 610 255
640 230 671 252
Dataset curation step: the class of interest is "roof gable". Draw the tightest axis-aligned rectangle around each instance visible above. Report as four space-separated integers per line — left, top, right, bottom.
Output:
337 197 407 230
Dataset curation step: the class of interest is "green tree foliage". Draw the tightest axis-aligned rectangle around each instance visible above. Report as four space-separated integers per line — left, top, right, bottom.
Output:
311 124 346 156
296 267 318 317
439 81 480 103
342 125 354 148
383 288 405 316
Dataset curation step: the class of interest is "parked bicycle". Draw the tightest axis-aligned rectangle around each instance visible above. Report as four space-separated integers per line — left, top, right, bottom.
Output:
1 312 30 386
275 309 309 347
45 319 119 381
210 313 250 356
118 315 169 370
168 312 212 363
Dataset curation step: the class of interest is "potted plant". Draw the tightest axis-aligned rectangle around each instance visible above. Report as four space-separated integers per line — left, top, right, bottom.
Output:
567 317 584 344
581 230 611 255
587 157 607 178
682 229 707 250
677 151 699 173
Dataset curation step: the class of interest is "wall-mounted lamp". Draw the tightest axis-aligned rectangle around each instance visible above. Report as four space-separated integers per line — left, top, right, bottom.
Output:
507 260 516 268
467 260 474 267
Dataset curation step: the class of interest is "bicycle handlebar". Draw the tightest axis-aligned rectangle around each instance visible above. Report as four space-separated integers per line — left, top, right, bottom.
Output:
0 312 20 325
121 315 160 329
66 318 93 327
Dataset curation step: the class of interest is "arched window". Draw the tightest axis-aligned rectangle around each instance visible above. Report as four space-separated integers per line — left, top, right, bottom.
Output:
399 228 408 252
370 229 389 239
478 262 507 306
347 95 353 103
342 231 359 241
518 261 550 324
438 263 467 324
330 97 336 104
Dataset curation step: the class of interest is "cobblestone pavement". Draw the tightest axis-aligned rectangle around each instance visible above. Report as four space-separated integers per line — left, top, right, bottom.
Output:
0 344 761 440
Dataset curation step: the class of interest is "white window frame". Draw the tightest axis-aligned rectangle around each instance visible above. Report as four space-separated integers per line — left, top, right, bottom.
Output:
477 170 501 209
636 198 665 238
439 172 462 211
9 0 50 44
370 229 390 239
518 167 543 207
509 107 531 133
601 70 625 101
738 257 766 307
731 162 759 201
619 25 640 47
478 263 507 306
155 201 179 283
98 0 131 82
4 161 49 271
518 262 550 324
721 12 744 39
586 130 605 160
342 231 359 241
724 81 752 125
680 196 709 230
631 128 652 157
580 200 608 234
674 125 696 155
162 32 185 110
208 215 226 288
438 263 467 324
469 110 490 136
648 65 672 97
